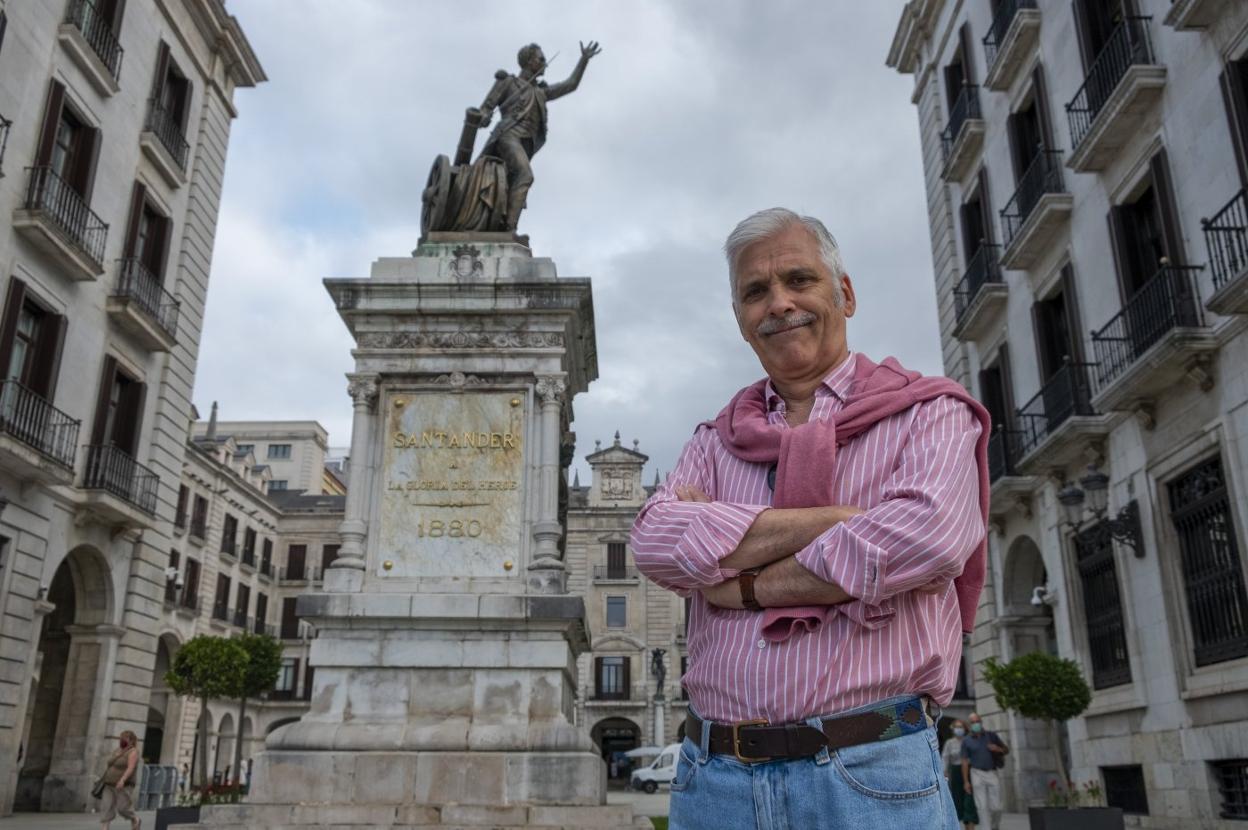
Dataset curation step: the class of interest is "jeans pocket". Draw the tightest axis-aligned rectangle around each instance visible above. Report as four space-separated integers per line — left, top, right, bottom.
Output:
832 732 941 801
670 746 698 792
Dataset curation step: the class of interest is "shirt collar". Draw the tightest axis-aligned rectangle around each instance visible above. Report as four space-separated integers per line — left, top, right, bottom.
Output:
764 351 856 412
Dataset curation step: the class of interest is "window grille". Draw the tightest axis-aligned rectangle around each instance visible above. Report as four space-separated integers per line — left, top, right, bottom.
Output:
1169 457 1248 666
1102 765 1149 815
1074 523 1132 689
1214 759 1248 820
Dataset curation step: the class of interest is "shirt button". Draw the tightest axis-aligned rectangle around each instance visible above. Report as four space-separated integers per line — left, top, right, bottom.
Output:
757 639 767 649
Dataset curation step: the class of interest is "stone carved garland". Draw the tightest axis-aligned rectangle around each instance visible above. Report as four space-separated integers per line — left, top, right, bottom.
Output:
433 371 487 389
356 331 565 350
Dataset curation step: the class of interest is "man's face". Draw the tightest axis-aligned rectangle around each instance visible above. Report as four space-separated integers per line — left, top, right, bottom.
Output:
733 223 856 385
527 49 546 74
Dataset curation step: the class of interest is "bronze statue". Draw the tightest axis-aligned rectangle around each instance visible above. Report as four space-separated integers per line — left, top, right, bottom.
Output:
421 41 600 238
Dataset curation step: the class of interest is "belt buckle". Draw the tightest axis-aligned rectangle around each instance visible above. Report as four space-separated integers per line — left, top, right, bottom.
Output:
732 719 770 763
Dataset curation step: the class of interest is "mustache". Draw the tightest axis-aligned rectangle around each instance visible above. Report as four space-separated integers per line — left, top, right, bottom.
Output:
757 312 817 336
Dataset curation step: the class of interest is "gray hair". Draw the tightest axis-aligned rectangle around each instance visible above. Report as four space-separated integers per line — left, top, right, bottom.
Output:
724 208 846 307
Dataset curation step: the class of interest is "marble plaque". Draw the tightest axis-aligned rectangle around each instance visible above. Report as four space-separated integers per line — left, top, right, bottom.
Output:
377 391 525 578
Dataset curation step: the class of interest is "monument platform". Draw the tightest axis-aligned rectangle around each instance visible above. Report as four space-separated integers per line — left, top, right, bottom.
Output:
187 238 642 828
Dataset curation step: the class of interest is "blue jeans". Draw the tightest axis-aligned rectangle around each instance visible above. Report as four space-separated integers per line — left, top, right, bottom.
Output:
670 698 959 830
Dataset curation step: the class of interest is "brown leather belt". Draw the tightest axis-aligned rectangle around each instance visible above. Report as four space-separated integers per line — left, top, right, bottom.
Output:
685 697 934 763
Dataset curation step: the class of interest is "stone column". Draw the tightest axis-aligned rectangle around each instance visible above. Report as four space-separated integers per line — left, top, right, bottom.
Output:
653 700 666 748
529 374 567 594
327 374 378 593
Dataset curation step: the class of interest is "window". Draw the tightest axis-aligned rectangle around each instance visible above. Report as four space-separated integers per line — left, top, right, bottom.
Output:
46 94 96 197
1213 760 1248 820
1032 269 1085 383
280 597 300 639
959 169 995 266
174 485 188 528
268 444 291 459
680 655 689 700
275 658 298 695
594 656 629 700
148 42 192 168
255 593 268 632
0 279 66 402
213 573 230 621
90 356 145 456
321 544 340 572
606 596 627 628
1221 57 1248 184
242 527 257 564
1108 151 1186 303
1072 0 1129 74
190 495 208 538
1170 457 1248 667
261 538 273 574
606 543 627 579
1102 765 1149 815
979 347 1017 481
302 664 315 701
234 584 250 626
165 550 180 603
1006 68 1054 183
182 558 200 610
1074 522 1132 689
122 183 171 284
236 443 254 455
268 480 288 492
286 544 307 580
221 514 237 556
953 653 972 700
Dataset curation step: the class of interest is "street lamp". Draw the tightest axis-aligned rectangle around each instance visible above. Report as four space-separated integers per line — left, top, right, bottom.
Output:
1058 465 1143 556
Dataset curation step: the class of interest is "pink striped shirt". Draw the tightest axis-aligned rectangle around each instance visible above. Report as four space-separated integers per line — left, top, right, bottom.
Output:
631 353 984 724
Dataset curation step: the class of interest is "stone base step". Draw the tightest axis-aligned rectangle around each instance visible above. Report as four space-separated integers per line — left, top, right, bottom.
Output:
185 802 650 828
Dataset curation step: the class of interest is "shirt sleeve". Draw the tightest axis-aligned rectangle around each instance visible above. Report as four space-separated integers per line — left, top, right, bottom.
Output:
794 395 984 611
631 426 768 594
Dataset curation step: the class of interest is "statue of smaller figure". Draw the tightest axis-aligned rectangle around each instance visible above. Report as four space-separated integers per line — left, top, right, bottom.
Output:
421 41 600 239
650 648 667 698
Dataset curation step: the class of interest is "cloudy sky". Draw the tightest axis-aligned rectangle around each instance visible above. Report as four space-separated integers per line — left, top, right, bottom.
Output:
194 0 937 484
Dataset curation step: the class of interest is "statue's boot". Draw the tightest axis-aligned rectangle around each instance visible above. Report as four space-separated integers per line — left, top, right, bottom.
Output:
505 182 531 231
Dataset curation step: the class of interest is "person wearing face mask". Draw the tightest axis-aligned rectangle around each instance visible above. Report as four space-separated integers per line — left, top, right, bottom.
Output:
961 712 1008 830
940 720 978 830
96 730 141 830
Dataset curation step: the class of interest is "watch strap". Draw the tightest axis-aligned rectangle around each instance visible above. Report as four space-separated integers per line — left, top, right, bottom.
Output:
739 568 763 611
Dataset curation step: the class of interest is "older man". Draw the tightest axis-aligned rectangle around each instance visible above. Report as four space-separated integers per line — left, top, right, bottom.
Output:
631 208 990 829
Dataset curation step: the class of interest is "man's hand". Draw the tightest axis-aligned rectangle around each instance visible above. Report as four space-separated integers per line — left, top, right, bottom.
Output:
702 578 744 610
675 484 711 503
988 743 1007 754
964 778 972 793
580 40 602 60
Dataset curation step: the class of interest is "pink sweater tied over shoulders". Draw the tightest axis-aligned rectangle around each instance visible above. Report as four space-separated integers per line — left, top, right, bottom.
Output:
710 352 991 638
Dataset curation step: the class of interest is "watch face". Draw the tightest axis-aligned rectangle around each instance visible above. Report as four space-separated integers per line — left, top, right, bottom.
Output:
767 463 777 492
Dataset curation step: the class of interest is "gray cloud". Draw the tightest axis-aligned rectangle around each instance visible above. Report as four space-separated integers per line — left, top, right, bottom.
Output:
196 0 940 484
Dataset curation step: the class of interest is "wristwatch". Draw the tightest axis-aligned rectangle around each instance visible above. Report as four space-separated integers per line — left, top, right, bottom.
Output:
738 568 764 611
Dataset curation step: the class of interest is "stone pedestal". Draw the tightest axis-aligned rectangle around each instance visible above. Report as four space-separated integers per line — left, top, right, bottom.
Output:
191 238 645 828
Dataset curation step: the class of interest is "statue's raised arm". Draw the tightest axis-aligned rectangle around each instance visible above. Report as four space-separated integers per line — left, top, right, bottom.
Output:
420 41 601 239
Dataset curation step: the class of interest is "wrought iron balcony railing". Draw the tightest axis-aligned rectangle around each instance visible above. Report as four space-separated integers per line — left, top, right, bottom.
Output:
82 443 159 515
1203 188 1248 292
278 566 321 583
1001 150 1066 248
1066 17 1155 150
0 380 81 469
940 85 982 161
232 609 249 629
64 0 124 81
164 579 179 604
1092 264 1204 387
144 98 190 171
180 590 199 612
279 620 301 640
983 0 1037 68
593 566 639 581
23 166 109 267
115 258 179 340
212 601 228 622
1016 359 1098 457
954 244 1003 324
0 114 11 178
254 620 275 637
189 516 207 540
987 426 1024 483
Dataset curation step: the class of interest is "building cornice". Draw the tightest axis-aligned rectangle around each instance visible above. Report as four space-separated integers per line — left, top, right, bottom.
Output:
185 0 267 88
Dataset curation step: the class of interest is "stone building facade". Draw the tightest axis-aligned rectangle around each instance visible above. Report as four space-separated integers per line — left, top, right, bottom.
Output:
0 0 263 814
191 419 332 496
888 0 1248 824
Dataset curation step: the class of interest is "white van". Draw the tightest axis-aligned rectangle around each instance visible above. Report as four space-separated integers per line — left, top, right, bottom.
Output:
630 743 683 793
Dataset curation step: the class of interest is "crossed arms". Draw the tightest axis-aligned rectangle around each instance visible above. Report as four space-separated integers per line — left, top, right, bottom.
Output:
630 396 983 620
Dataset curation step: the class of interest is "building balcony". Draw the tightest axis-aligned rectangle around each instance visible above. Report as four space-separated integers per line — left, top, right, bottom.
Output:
593 566 640 583
1066 17 1166 173
232 609 250 629
57 0 123 96
987 427 1038 518
212 602 229 623
220 539 237 560
107 259 179 351
279 566 322 584
13 166 108 280
279 621 302 640
1203 188 1248 315
1000 150 1072 270
0 381 80 485
1014 360 1111 473
78 443 159 529
1091 264 1217 412
0 114 11 178
940 85 985 183
140 98 189 188
1163 0 1223 30
188 517 207 543
952 244 1006 340
260 559 274 579
983 0 1041 92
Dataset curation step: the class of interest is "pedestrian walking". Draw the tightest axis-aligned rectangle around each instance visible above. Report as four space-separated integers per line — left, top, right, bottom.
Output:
940 720 978 829
961 712 1009 830
94 730 141 830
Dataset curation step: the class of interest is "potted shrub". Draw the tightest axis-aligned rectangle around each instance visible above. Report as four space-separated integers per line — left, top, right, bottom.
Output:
982 652 1123 830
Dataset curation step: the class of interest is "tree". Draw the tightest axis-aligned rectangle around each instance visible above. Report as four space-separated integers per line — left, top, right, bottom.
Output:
230 633 283 786
165 635 247 788
982 652 1092 795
